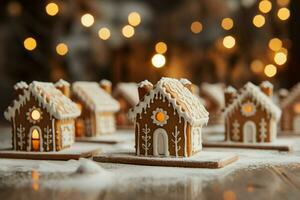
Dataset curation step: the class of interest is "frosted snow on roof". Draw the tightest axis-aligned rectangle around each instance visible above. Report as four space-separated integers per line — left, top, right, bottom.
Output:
14 81 28 90
281 83 300 108
55 79 70 87
224 82 281 120
72 82 120 112
201 83 225 108
129 77 209 126
4 81 81 121
114 82 139 106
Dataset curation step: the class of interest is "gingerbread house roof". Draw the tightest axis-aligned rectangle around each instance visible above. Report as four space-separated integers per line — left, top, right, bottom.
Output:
72 82 120 112
129 77 209 126
4 81 81 121
201 83 225 109
281 83 300 108
114 82 139 106
223 82 281 120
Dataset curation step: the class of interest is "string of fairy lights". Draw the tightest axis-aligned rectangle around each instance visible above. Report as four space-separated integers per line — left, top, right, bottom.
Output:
14 0 292 78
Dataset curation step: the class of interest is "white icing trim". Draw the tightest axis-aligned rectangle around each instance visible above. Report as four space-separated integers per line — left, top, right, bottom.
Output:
243 121 256 143
153 128 170 157
100 79 112 86
14 81 28 90
138 80 153 88
224 82 281 121
114 82 139 106
240 101 257 117
225 86 236 93
55 79 70 87
151 108 169 127
179 78 191 85
260 81 273 89
52 118 56 151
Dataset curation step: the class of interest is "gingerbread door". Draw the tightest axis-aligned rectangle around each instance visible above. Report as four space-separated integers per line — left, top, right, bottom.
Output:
153 128 170 156
293 116 300 132
30 127 41 151
243 121 256 143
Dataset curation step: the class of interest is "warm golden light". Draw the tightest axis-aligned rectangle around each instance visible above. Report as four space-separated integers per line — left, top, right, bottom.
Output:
81 13 94 27
277 7 290 21
32 129 40 139
274 52 287 65
31 109 41 120
294 103 300 114
243 104 253 113
128 12 141 27
264 64 277 77
122 25 135 38
155 42 167 54
223 35 236 49
277 0 290 7
151 54 166 68
221 18 234 30
268 38 282 51
24 37 37 51
259 0 272 13
253 15 265 28
98 27 111 40
45 2 59 16
250 59 264 74
156 112 165 122
56 43 68 56
190 21 203 33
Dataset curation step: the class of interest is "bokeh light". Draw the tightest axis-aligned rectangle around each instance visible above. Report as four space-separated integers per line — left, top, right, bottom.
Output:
277 7 290 21
122 25 135 38
253 15 265 28
24 37 37 51
151 54 166 68
7 1 22 17
221 18 234 30
268 38 282 51
155 42 167 54
223 35 236 49
274 52 287 65
250 59 264 74
81 13 94 27
264 64 277 77
45 2 59 16
98 27 111 40
56 43 68 56
259 0 272 14
190 21 203 33
128 12 141 27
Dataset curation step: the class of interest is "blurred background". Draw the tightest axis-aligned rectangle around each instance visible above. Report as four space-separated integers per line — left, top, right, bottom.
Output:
0 0 299 121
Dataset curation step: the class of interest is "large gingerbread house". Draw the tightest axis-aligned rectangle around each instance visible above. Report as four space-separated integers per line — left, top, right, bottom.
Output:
200 83 225 124
113 82 139 127
129 78 209 157
223 82 281 143
4 81 81 152
279 83 300 133
72 81 120 137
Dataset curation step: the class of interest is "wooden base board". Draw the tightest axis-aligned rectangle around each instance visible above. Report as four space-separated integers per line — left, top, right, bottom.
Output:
93 151 238 169
203 141 293 151
76 132 134 144
278 131 300 136
0 143 101 160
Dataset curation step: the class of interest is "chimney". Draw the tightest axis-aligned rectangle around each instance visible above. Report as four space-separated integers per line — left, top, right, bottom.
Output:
224 86 237 107
180 78 193 92
55 79 70 97
137 80 153 100
99 79 112 94
260 81 273 97
13 81 28 97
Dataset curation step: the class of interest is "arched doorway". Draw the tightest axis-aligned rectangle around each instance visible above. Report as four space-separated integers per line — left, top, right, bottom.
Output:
30 126 42 151
293 116 300 132
243 121 256 143
153 128 169 156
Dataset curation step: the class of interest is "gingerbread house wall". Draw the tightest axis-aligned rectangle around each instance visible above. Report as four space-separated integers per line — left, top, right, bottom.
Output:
225 97 274 143
115 95 133 126
281 96 300 132
12 94 59 151
134 97 190 157
55 119 75 151
94 112 116 135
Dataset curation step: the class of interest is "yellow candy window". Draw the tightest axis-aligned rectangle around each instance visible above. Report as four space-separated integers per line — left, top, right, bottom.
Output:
31 109 41 121
156 112 165 122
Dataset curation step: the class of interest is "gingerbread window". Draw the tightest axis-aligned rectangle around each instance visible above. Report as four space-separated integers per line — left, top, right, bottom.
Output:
151 108 169 126
26 107 43 124
241 102 256 117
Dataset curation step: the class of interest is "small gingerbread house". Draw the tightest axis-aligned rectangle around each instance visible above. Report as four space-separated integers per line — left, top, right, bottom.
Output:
223 82 281 143
113 82 139 127
72 81 120 137
200 83 225 124
129 78 209 157
4 81 81 152
279 83 300 133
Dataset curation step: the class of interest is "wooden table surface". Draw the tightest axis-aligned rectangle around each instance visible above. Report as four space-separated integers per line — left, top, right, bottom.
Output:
0 126 300 200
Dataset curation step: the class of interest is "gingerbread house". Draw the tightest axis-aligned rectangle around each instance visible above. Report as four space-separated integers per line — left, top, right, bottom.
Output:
279 83 300 133
72 81 120 137
223 81 281 143
4 81 81 152
129 78 209 157
113 82 139 127
200 83 225 124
